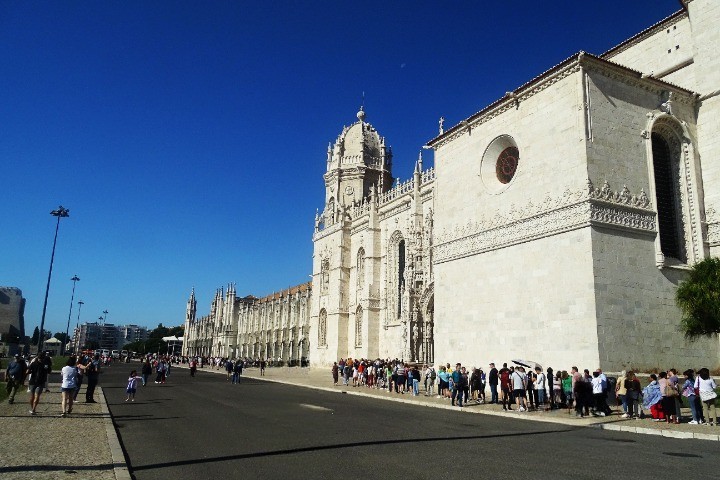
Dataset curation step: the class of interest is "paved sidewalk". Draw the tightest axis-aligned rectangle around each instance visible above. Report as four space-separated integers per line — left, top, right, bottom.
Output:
191 364 720 442
0 384 130 480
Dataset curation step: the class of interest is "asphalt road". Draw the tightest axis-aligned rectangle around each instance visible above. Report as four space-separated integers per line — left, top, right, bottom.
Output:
100 364 718 480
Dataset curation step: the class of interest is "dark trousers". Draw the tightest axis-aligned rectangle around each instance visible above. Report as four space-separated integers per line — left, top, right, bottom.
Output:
86 377 98 401
74 376 84 400
452 386 463 406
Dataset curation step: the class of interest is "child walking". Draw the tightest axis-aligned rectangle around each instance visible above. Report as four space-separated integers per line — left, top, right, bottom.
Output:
126 370 139 402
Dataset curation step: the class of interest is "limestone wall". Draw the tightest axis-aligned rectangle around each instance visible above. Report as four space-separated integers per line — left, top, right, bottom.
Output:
591 226 719 370
434 227 599 370
604 12 695 90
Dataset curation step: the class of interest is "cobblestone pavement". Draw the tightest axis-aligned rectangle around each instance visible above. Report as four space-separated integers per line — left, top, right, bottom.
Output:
0 384 129 480
188 364 720 442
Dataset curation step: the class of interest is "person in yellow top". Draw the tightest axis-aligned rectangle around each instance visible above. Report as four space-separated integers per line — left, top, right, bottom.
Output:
615 370 628 418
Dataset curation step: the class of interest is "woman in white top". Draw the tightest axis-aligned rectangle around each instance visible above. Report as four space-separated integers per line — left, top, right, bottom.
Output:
60 356 78 417
695 368 718 426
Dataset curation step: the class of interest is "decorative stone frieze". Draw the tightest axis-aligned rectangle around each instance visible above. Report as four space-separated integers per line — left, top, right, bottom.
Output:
434 181 656 264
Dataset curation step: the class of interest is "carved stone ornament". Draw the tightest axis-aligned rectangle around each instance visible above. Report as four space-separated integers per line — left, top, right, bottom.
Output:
434 180 656 264
707 207 720 247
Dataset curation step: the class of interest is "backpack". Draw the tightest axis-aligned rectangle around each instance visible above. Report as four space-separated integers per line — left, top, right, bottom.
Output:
430 369 437 380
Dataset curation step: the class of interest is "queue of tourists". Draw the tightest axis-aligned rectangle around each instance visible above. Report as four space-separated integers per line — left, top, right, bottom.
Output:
330 358 719 426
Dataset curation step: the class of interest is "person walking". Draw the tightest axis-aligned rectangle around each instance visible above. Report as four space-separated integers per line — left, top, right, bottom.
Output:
27 352 50 415
232 359 243 384
189 357 197 377
141 359 152 386
126 370 139 401
60 356 78 416
85 354 101 403
5 354 26 404
225 358 233 381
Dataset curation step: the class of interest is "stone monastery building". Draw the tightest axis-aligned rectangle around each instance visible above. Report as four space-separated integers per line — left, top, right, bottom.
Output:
184 1 720 371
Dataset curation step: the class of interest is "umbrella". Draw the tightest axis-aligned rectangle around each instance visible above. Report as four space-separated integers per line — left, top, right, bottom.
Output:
511 359 542 370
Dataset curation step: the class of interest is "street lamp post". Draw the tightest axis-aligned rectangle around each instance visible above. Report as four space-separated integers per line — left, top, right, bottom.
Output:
62 275 80 356
74 300 84 352
38 206 70 353
100 310 108 349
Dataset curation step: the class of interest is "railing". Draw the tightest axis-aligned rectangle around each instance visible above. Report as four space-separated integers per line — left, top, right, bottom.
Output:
379 178 414 205
316 166 435 230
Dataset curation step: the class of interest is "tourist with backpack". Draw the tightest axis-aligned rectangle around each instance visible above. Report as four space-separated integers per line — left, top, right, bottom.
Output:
425 366 436 396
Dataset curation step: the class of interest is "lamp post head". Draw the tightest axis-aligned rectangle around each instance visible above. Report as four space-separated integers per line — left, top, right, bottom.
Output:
78 300 84 306
71 275 80 282
50 206 70 218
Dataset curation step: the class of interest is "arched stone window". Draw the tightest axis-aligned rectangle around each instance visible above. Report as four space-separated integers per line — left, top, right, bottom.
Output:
318 309 327 347
356 247 365 291
651 132 685 262
355 305 363 347
646 114 701 267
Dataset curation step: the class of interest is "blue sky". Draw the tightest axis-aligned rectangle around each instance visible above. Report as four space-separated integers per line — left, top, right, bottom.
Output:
0 1 681 337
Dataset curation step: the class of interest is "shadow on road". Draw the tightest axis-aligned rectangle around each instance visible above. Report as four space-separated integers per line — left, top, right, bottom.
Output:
131 428 574 472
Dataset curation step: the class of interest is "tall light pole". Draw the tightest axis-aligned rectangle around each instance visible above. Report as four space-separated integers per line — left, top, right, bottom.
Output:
38 205 70 353
62 275 80 356
100 310 108 349
74 300 84 352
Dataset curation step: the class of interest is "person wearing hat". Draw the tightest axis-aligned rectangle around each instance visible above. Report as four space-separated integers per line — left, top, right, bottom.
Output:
5 354 27 404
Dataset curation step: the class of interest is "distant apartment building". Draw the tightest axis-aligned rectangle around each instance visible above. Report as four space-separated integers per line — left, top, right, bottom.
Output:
72 322 148 351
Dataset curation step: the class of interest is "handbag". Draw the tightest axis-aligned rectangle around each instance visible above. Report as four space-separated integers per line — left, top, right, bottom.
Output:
699 390 718 402
664 383 679 397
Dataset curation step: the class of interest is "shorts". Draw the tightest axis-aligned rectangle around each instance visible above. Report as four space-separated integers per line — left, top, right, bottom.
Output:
513 389 525 398
126 388 136 394
29 384 45 395
61 387 75 393
501 385 510 393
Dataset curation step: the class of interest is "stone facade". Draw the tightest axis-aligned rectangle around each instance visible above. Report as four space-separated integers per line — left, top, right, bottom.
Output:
184 284 312 364
0 287 26 346
184 1 719 371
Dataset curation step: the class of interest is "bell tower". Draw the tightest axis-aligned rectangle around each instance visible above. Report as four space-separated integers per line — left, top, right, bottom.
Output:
322 107 393 224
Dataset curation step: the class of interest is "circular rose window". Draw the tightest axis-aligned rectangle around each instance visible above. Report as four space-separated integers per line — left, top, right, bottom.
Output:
496 147 519 184
480 135 519 194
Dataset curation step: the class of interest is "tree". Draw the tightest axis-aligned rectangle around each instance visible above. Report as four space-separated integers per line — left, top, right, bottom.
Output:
54 332 69 344
676 257 720 338
31 327 39 346
150 323 170 339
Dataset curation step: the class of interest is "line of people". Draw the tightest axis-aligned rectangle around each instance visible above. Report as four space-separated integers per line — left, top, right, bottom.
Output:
329 358 719 425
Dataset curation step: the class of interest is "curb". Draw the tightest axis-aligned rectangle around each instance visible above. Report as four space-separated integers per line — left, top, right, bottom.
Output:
595 423 719 441
99 387 132 480
240 369 720 442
